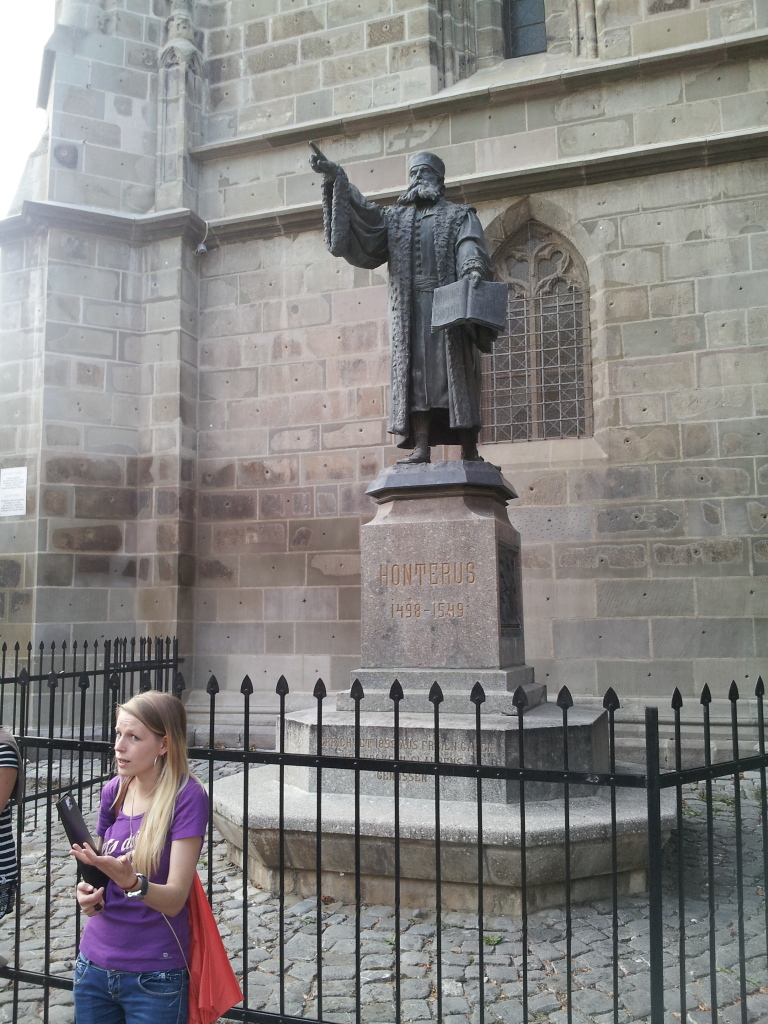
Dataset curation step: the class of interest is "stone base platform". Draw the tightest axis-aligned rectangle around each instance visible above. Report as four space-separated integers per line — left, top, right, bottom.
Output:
213 770 673 915
281 703 609 803
338 667 543 715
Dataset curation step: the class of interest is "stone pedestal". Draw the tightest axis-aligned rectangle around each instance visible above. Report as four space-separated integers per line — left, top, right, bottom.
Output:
353 460 540 712
212 461 666 914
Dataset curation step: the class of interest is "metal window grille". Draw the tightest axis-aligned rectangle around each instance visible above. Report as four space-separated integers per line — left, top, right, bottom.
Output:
481 221 593 444
506 0 548 57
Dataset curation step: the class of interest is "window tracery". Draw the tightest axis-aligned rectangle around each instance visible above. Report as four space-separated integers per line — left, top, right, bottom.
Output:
481 222 593 444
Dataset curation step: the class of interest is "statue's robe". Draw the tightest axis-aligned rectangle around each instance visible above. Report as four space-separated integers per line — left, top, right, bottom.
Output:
320 170 497 448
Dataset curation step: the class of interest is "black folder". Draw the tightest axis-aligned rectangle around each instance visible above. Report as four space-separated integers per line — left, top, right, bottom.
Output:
56 793 110 891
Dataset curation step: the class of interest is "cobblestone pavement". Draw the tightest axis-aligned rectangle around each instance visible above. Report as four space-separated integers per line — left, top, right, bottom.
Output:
0 765 765 1024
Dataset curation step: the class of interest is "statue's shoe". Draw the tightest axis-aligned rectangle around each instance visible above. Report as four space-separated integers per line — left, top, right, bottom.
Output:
396 447 431 465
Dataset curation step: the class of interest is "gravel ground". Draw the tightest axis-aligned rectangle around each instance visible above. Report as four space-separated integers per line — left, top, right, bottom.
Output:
0 761 765 1024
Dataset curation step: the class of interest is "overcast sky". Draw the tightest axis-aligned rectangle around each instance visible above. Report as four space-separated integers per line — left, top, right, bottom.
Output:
0 1 56 218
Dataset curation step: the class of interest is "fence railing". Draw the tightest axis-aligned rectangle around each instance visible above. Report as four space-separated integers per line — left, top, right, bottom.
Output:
0 656 765 1024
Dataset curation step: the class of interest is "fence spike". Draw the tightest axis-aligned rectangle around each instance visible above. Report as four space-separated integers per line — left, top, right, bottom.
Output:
350 678 364 702
139 671 152 693
470 681 486 706
699 683 712 706
1 642 5 654
17 668 28 686
313 677 327 700
47 671 58 690
728 680 739 702
240 674 254 697
172 672 186 697
755 675 764 698
275 675 289 697
109 672 121 692
206 674 220 696
512 684 528 711
556 685 573 710
389 678 403 703
671 687 683 710
78 672 90 691
602 686 620 712
428 681 443 705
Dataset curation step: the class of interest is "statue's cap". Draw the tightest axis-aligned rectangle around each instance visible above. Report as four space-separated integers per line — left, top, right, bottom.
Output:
408 152 445 178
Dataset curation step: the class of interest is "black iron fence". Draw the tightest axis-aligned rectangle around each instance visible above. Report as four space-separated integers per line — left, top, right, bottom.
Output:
0 652 765 1024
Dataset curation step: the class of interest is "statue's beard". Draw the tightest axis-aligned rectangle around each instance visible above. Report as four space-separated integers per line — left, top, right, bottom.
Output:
397 181 444 205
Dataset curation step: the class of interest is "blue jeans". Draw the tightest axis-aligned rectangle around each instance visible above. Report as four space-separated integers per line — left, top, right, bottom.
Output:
73 953 188 1024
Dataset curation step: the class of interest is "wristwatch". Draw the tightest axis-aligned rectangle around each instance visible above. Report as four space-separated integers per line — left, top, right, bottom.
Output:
124 873 149 900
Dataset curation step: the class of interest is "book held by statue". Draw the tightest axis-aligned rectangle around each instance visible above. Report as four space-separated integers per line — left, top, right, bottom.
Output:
430 278 509 333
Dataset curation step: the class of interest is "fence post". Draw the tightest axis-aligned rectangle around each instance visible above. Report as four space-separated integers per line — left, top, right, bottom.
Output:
645 706 664 1024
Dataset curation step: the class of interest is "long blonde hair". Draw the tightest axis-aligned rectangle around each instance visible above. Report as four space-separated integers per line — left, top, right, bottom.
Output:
113 691 191 877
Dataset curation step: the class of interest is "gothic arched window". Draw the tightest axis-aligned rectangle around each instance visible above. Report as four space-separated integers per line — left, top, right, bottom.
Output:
481 222 593 444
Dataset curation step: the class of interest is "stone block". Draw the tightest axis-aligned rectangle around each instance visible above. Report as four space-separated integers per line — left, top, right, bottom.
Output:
273 8 325 40
651 538 749 576
699 349 768 390
510 473 567 506
264 586 337 621
620 208 703 247
307 553 361 587
302 454 356 482
719 417 768 458
652 617 755 659
321 49 388 87
294 621 361 655
597 579 694 617
604 425 680 463
649 282 695 318
631 10 707 52
0 559 22 588
559 118 632 158
74 487 138 520
570 466 655 503
556 543 647 578
621 395 664 424
697 577 768 617
612 356 694 395
476 128 557 174
289 517 359 552
635 98 721 146
658 462 752 498
621 317 703 357
200 493 256 520
723 497 768 536
45 456 123 485
596 503 683 536
669 386 752 423
684 499 723 537
322 421 383 449
265 622 295 654
240 553 306 588
523 579 596 619
450 106 525 145
196 622 265 655
237 458 300 488
46 323 117 359
597 659 694 697
215 588 265 622
552 618 650 660
258 488 313 520
682 423 716 459
197 558 238 586
42 489 68 516
35 586 111 624
506 506 591 543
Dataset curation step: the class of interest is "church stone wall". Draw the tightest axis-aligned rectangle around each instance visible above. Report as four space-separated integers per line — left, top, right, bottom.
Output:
1 0 767 726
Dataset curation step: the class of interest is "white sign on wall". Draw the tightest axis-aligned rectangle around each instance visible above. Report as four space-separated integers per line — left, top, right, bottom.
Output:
0 467 28 517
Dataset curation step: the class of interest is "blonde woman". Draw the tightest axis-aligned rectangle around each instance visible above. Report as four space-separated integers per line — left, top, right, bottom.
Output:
71 690 207 1024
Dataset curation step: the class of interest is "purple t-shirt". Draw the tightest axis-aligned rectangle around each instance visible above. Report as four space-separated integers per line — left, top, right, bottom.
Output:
79 775 208 971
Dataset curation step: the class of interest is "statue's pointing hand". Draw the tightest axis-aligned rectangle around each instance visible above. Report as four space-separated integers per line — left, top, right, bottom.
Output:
309 141 339 181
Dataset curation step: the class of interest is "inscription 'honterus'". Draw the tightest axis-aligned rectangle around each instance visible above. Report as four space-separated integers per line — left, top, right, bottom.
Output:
379 562 476 587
